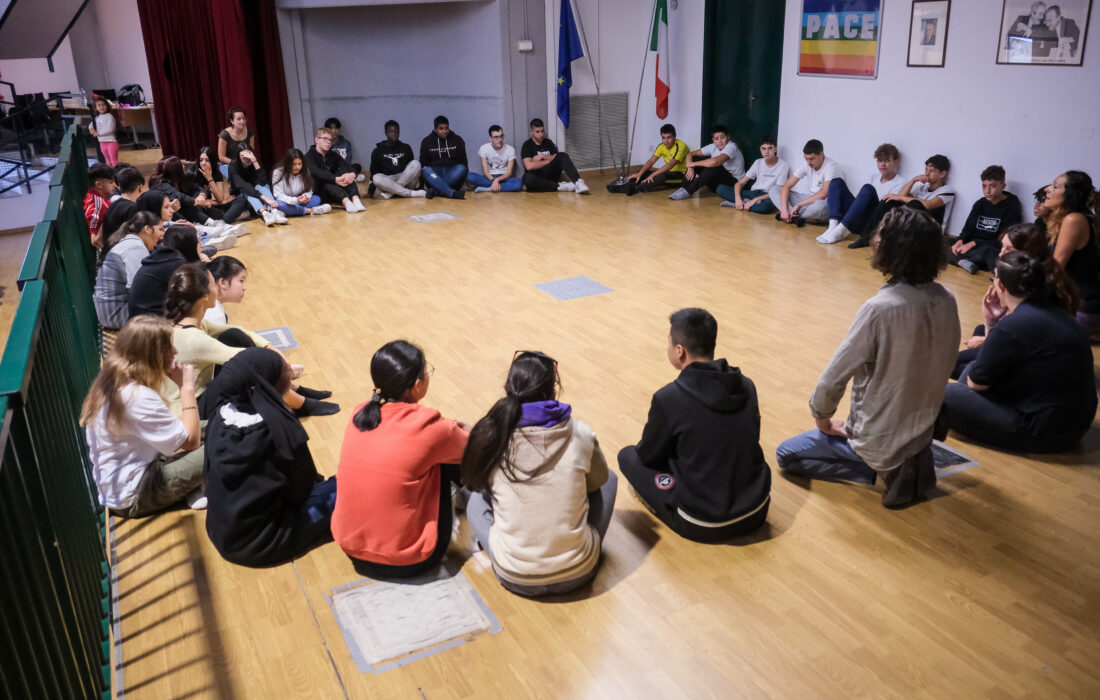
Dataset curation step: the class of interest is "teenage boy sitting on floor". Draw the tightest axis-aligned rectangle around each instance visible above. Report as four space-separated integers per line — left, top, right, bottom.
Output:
770 139 840 226
668 125 746 200
608 123 689 195
717 134 790 213
618 308 771 543
469 124 522 193
521 118 590 194
948 165 1023 274
816 142 906 244
84 163 116 249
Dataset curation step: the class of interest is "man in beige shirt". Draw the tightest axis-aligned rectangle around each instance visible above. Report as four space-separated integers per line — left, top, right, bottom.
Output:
776 206 960 508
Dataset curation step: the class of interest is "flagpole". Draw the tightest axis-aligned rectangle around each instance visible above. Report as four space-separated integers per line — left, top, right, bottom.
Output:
628 0 660 177
569 0 620 176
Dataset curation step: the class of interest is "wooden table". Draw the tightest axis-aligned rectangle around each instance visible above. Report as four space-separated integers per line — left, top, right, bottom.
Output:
118 104 160 147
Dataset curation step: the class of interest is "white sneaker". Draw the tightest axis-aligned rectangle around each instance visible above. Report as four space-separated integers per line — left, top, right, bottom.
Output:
223 223 245 237
668 187 691 200
318 203 332 214
410 190 427 198
186 488 207 510
349 199 366 213
355 173 366 183
260 209 276 227
574 178 590 195
206 233 237 251
204 218 229 234
557 182 576 192
273 209 289 225
373 191 393 200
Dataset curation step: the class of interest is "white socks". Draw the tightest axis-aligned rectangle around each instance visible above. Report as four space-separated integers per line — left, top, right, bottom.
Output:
816 222 851 245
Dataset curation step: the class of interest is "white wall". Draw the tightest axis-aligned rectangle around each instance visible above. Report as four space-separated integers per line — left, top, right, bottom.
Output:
67 0 154 100
544 0 705 164
778 0 1100 235
0 37 79 102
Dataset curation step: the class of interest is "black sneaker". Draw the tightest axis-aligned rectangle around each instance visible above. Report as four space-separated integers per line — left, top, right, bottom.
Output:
848 237 870 249
793 216 806 228
451 189 465 200
425 189 436 199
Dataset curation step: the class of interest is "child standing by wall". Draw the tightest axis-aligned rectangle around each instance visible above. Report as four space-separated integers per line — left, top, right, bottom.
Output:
89 95 119 167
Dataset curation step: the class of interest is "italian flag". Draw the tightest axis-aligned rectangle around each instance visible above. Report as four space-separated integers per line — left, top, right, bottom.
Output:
651 0 670 119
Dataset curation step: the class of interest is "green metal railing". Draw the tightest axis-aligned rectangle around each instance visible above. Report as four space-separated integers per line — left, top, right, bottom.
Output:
0 126 110 699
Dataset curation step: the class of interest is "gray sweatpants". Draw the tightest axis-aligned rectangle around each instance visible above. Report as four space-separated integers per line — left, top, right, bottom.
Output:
768 187 829 222
371 161 422 197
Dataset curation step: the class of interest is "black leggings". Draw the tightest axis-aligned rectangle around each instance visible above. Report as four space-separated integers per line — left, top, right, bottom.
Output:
317 181 358 204
523 153 581 192
683 166 735 194
349 465 458 579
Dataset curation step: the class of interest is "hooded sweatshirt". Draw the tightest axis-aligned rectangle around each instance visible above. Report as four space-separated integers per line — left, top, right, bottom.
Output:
636 359 771 523
370 139 416 176
419 131 468 169
486 412 608 587
128 245 187 318
304 145 353 185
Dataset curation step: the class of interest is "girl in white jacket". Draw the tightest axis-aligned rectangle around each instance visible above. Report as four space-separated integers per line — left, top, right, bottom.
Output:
271 148 331 217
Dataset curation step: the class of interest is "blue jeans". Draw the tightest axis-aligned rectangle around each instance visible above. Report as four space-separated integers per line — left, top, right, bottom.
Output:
827 179 879 230
775 429 876 484
246 184 275 213
276 194 322 217
467 172 522 192
422 164 468 197
716 185 776 213
467 471 618 596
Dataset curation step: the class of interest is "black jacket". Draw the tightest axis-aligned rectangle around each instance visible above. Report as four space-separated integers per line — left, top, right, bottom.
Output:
204 411 323 568
370 139 416 176
128 245 186 318
101 198 137 245
304 145 353 185
228 159 269 199
419 132 467 169
635 359 771 522
959 192 1022 244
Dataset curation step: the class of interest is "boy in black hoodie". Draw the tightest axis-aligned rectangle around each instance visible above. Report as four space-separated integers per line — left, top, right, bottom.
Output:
369 119 425 199
305 127 366 212
418 115 467 199
618 308 771 542
948 164 1022 274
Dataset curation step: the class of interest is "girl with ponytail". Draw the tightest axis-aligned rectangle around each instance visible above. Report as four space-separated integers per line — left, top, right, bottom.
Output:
333 340 470 579
943 250 1097 453
461 351 617 597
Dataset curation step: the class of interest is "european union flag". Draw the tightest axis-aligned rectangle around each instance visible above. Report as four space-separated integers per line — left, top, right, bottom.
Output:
557 0 584 128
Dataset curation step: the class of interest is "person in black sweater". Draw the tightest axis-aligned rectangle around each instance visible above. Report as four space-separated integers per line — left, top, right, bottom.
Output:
202 348 338 568
100 166 146 254
305 127 365 212
943 250 1097 452
520 118 590 194
228 151 285 226
418 115 467 199
618 308 771 542
949 165 1023 274
149 156 227 225
369 120 424 199
128 225 202 318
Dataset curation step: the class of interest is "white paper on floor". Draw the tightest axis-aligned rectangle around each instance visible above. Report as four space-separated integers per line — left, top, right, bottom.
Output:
327 566 501 673
407 211 460 223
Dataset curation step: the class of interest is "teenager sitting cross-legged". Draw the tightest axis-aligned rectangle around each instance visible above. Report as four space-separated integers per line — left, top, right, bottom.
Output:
419 115 469 200
202 348 339 568
668 124 745 201
305 127 365 213
947 165 1023 273
776 207 960 508
462 351 617 596
468 124 523 193
521 118 589 194
769 139 839 226
369 120 424 199
610 123 689 195
272 148 331 217
716 134 789 214
618 308 771 542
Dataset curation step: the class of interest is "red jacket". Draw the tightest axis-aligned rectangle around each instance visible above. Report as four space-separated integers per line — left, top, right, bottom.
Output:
84 189 110 248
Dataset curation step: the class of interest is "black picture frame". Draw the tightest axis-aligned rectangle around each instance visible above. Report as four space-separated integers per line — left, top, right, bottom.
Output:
907 0 951 67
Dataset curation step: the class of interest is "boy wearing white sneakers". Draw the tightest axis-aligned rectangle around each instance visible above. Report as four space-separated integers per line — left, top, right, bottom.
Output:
520 118 590 194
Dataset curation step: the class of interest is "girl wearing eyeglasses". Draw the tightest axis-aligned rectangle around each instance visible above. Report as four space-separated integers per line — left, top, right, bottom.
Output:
332 340 470 578
461 351 617 597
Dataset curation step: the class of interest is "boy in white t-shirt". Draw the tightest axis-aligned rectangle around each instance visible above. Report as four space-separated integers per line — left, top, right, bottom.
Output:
818 143 907 244
668 124 746 200
770 139 840 226
468 124 522 193
849 154 956 249
717 134 789 214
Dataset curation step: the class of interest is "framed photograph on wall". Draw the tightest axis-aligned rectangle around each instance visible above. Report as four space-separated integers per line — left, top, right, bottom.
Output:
997 0 1092 65
798 0 883 79
907 0 950 66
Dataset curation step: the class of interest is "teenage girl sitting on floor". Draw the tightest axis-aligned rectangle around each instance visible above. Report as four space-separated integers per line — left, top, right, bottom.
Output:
163 263 338 418
461 350 617 597
332 340 470 579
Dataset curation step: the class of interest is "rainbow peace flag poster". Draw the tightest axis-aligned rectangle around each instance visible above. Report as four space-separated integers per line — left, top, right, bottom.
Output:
799 0 882 79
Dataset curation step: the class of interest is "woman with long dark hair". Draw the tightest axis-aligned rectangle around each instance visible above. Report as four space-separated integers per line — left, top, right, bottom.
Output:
272 148 330 217
943 250 1097 452
461 351 617 597
332 340 469 579
1045 170 1099 338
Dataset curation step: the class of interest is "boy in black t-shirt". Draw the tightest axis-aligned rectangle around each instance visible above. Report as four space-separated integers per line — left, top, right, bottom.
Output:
949 165 1023 274
520 118 590 194
618 308 771 543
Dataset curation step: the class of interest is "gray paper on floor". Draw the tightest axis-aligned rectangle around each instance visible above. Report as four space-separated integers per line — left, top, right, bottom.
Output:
932 440 978 477
255 326 299 350
327 566 501 673
535 275 614 300
407 211 460 223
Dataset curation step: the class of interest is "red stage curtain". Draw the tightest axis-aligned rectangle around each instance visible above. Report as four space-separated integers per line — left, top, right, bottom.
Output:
136 0 292 166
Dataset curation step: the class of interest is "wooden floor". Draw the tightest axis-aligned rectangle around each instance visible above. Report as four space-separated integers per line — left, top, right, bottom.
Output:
111 182 1100 699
